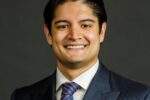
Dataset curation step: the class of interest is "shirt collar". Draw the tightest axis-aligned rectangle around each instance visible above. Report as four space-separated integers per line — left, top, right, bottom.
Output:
56 59 99 91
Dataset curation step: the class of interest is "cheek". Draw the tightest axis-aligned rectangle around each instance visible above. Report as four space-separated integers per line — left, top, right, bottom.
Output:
52 33 67 44
51 26 67 44
86 26 100 40
86 31 100 42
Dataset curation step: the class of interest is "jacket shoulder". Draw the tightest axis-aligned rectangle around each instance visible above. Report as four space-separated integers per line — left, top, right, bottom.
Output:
109 71 150 99
11 73 56 100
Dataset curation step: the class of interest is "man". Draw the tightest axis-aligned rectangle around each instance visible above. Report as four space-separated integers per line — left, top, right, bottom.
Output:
11 0 150 100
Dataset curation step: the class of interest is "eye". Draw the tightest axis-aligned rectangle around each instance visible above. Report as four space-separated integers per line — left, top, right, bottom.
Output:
56 24 69 30
81 24 92 29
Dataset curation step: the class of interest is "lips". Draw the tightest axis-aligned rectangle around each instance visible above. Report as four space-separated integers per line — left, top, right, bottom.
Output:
64 44 87 49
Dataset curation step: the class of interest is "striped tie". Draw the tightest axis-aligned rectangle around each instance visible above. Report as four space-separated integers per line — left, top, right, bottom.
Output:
61 82 80 100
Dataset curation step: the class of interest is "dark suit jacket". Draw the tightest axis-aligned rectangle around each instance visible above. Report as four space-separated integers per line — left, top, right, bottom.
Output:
11 63 150 100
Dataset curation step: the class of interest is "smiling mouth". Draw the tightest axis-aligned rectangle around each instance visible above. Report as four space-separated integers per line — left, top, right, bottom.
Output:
64 45 87 49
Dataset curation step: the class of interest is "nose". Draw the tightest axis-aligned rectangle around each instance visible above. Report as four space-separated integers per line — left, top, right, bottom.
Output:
67 25 82 40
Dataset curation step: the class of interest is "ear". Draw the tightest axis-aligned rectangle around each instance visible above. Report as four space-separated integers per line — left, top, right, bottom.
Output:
43 24 52 45
99 22 107 43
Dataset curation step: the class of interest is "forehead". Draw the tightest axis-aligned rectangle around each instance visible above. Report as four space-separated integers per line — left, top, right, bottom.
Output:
53 1 97 21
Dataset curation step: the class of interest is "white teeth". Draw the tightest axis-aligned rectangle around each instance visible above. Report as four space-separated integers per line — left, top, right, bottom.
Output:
66 45 85 49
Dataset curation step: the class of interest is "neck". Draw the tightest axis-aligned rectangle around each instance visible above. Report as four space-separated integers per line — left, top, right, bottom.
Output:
57 59 98 81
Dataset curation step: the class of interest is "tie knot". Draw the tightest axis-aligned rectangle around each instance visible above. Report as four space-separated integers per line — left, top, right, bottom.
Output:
62 82 80 95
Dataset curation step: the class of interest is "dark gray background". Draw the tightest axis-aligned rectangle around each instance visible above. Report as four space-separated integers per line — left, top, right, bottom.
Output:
0 0 150 100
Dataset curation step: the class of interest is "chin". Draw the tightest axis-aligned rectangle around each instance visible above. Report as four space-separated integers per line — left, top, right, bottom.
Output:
65 59 87 68
67 57 84 63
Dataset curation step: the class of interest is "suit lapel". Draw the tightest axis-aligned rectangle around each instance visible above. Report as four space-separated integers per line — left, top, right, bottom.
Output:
83 63 120 100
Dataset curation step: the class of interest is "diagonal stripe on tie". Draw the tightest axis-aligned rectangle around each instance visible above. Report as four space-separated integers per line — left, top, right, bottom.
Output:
61 82 80 100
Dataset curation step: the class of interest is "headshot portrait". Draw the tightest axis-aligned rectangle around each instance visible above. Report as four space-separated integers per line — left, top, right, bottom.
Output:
0 0 150 100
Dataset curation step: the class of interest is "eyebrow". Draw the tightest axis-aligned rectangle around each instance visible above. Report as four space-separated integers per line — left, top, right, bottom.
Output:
54 19 95 25
79 19 95 23
54 20 69 25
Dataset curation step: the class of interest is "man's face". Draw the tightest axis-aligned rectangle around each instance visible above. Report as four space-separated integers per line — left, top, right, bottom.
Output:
44 1 106 69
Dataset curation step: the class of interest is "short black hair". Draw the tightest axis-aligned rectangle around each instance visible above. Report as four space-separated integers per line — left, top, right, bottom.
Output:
43 0 107 32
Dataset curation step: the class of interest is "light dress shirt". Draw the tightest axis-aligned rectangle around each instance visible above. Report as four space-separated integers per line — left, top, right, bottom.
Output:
56 59 99 100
